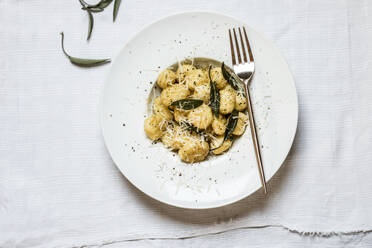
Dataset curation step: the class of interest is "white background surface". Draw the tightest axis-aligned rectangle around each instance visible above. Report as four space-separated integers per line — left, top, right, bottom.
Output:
1 0 372 247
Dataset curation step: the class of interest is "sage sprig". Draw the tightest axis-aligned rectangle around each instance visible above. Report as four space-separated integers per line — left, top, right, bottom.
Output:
170 99 203 110
60 32 110 67
78 0 122 40
224 110 239 142
221 62 240 90
208 66 220 117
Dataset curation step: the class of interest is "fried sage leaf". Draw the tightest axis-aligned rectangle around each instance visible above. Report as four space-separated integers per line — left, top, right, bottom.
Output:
170 99 203 110
87 10 94 41
113 0 122 21
208 66 220 117
224 109 239 141
181 121 206 135
60 32 110 67
221 62 240 90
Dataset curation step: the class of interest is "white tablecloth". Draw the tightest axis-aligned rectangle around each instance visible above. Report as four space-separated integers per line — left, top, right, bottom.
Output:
1 0 372 247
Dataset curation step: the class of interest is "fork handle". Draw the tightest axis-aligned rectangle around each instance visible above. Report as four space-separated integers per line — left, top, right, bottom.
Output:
244 81 268 194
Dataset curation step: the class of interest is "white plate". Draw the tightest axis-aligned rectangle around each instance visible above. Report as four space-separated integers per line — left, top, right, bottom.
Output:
100 12 298 209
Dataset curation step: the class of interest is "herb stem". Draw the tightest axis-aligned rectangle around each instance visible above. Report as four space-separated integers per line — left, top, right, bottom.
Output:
60 32 69 57
87 10 94 41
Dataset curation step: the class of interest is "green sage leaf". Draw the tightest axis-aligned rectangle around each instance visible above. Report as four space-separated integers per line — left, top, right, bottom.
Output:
60 32 110 67
87 10 94 41
208 66 220 117
224 109 239 141
80 0 112 12
93 0 113 9
221 62 240 90
170 99 203 110
113 0 121 21
180 121 206 135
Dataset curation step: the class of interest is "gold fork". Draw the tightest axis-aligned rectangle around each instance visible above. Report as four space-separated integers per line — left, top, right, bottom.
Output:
229 27 267 194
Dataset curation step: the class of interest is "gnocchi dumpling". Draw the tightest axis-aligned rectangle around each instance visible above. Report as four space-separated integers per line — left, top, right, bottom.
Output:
178 137 209 163
233 112 248 136
157 69 177 89
184 69 209 91
160 83 190 106
161 125 185 150
144 115 164 141
219 85 236 114
174 108 188 123
192 83 210 104
210 67 228 89
235 93 247 111
177 64 196 82
211 136 232 155
161 131 176 150
187 104 213 130
212 115 227 135
153 97 173 121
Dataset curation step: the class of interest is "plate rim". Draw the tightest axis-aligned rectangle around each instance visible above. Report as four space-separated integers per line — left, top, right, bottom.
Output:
100 11 299 209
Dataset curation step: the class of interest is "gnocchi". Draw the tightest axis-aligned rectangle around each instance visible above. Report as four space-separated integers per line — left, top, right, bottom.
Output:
144 60 250 163
177 64 196 82
210 67 228 89
178 138 209 163
144 114 165 141
211 136 232 155
162 125 188 150
157 69 177 89
185 69 209 90
174 108 188 123
212 115 227 135
153 97 173 121
160 83 190 106
187 104 213 130
219 85 236 114
192 83 210 104
233 112 248 136
235 93 247 111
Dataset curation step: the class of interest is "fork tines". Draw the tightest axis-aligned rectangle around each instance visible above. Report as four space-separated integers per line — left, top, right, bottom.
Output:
229 27 254 65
